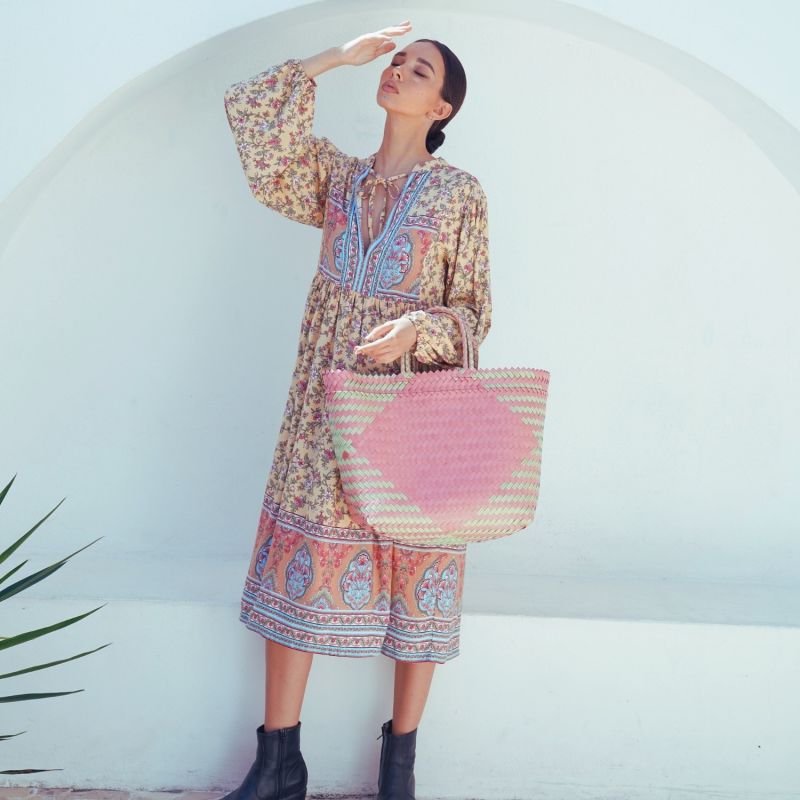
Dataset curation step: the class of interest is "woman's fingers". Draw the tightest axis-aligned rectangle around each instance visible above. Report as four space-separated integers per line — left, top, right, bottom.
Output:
359 322 391 345
341 21 411 66
375 22 411 39
381 20 411 32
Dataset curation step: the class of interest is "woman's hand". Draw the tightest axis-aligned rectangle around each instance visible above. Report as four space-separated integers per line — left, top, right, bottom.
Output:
355 316 417 365
338 20 413 67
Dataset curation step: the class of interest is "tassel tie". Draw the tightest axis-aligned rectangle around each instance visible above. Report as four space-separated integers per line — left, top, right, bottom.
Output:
358 168 410 247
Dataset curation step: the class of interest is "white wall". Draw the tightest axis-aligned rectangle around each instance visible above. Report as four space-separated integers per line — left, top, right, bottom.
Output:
1 0 799 630
3 0 800 203
2 1 799 794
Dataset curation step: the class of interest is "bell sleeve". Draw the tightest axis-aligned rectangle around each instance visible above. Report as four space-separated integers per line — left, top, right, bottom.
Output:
402 180 493 366
223 57 344 228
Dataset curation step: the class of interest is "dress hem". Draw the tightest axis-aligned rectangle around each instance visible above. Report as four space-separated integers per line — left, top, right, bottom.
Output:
239 603 460 664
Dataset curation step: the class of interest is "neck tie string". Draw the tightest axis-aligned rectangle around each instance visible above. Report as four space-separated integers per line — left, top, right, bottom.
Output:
359 169 409 246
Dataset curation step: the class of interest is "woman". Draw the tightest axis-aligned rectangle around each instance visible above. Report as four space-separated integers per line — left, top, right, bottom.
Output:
221 20 492 800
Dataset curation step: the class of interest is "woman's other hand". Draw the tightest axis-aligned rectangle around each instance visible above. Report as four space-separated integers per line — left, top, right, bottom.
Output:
338 20 412 67
355 316 417 365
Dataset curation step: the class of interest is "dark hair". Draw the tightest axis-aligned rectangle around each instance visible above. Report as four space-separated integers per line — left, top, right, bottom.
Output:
413 39 467 155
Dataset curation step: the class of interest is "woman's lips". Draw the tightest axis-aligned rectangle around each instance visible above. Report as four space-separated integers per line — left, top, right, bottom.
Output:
382 82 398 93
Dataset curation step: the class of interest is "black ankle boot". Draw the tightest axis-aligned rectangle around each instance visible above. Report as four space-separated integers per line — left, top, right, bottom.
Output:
376 718 417 800
221 720 308 800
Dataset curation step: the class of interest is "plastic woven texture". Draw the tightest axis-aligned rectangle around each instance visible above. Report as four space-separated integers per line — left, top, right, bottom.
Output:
322 306 550 547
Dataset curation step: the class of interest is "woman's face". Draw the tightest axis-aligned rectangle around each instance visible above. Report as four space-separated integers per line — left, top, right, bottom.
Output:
377 42 451 123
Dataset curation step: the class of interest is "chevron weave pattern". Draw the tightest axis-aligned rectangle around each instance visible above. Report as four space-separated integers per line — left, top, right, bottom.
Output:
323 306 550 547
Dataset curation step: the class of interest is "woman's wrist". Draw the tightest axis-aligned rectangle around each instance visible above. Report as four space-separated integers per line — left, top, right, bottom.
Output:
299 47 345 82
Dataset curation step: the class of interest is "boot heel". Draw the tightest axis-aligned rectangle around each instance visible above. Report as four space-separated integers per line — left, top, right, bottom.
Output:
220 720 309 800
376 718 417 800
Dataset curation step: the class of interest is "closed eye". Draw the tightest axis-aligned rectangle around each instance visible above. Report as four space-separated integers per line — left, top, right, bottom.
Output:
390 61 427 78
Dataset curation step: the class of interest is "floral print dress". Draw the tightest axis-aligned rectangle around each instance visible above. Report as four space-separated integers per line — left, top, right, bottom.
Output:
223 57 492 663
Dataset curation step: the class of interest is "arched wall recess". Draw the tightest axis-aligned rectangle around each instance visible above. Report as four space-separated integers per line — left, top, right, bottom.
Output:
3 0 800 257
1 0 798 608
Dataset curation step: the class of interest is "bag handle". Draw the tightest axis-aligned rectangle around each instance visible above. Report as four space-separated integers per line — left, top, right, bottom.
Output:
400 305 479 374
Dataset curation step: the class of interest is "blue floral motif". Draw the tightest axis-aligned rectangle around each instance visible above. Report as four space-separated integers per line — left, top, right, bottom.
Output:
340 549 373 610
285 543 314 600
309 586 335 609
373 589 391 612
255 533 274 580
414 557 460 616
437 559 459 615
415 558 441 615
261 569 277 593
378 232 414 290
391 595 409 617
333 231 347 274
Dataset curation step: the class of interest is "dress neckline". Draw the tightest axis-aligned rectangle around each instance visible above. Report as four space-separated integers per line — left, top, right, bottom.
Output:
365 151 448 180
354 152 447 264
353 152 447 267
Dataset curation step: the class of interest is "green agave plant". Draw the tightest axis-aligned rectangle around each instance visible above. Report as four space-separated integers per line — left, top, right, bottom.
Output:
0 474 111 775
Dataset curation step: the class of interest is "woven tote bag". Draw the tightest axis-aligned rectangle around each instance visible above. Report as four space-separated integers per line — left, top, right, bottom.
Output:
322 306 550 547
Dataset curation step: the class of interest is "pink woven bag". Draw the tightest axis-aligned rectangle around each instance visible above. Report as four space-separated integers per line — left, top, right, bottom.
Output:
322 306 550 547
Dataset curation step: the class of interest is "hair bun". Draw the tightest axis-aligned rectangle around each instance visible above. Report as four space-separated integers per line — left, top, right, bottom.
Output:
426 128 446 154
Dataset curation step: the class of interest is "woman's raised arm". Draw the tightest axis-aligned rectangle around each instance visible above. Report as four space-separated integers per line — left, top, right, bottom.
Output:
223 51 347 228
